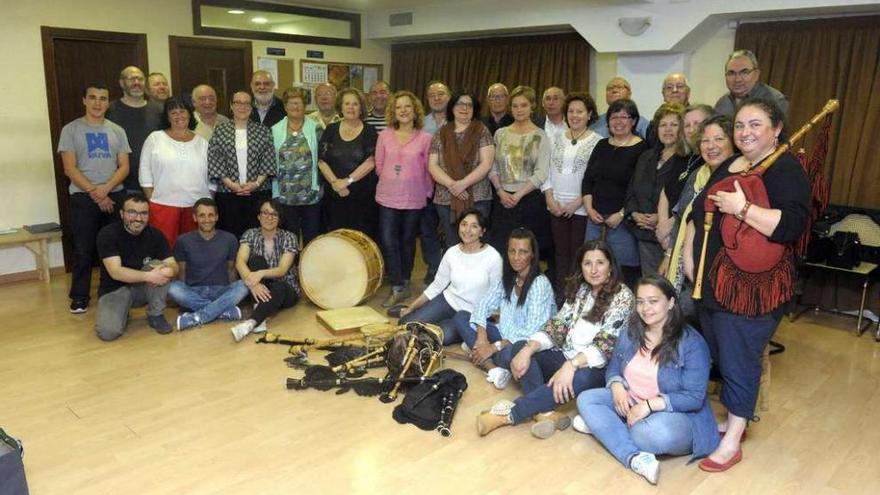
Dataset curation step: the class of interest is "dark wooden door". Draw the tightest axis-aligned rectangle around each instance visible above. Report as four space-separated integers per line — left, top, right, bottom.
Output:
41 26 148 270
169 36 253 115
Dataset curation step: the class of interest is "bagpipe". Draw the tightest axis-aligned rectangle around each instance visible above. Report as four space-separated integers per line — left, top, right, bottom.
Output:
693 99 839 316
284 321 468 436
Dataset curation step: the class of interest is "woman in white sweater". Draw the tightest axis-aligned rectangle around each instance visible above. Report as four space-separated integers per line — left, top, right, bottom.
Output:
399 208 502 343
139 96 211 248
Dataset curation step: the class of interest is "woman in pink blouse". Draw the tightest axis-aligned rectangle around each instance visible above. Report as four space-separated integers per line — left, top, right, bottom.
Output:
375 90 434 307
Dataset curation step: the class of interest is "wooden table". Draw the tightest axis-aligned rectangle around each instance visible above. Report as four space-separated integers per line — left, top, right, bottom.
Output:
0 228 62 283
791 261 878 336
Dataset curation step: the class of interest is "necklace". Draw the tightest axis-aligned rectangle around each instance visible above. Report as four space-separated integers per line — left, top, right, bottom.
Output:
570 128 589 145
287 120 303 137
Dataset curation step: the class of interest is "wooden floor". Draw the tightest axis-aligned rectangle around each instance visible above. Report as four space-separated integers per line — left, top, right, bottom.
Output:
3 271 880 495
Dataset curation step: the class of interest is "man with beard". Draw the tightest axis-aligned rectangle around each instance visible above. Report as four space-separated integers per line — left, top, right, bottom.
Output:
168 198 248 330
307 82 341 130
94 193 177 341
422 80 450 136
107 66 163 193
249 70 285 128
364 80 391 132
146 72 171 103
192 84 228 141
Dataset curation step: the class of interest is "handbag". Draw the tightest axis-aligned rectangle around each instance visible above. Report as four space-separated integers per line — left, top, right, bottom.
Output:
825 231 861 269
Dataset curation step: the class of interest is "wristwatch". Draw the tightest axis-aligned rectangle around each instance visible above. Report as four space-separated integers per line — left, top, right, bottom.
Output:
347 176 354 185
569 357 579 369
493 341 503 351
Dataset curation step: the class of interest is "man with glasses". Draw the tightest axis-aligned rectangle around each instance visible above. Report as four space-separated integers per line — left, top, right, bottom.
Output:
590 77 649 139
307 82 341 130
250 70 285 128
483 83 513 136
95 193 177 340
646 73 692 147
58 82 131 314
107 66 163 193
714 50 788 118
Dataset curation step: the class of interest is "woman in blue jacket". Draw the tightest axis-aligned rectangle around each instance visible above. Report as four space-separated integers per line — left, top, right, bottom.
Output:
576 274 719 485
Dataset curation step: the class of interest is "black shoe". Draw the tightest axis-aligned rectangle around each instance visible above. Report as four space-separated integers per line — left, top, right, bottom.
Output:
69 298 89 314
148 315 173 334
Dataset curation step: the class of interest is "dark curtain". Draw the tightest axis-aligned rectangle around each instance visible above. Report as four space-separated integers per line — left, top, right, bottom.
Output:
391 32 591 115
736 16 880 208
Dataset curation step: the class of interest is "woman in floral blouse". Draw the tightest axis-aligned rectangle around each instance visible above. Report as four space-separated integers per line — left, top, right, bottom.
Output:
478 239 634 439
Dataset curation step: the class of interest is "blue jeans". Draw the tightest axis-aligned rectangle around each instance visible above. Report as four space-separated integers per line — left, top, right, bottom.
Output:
399 293 462 345
493 341 605 424
577 388 694 466
699 308 779 419
379 206 422 288
451 310 502 350
419 203 442 277
168 280 250 324
435 200 492 250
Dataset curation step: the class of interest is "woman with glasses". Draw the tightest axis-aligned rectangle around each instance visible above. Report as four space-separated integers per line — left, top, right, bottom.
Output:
624 103 690 275
317 88 379 240
582 98 648 287
139 97 211 248
271 87 323 246
489 86 552 275
230 199 299 342
428 91 495 247
207 91 276 238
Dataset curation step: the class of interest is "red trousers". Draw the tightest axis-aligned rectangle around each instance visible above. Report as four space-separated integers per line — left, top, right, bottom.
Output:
148 201 197 249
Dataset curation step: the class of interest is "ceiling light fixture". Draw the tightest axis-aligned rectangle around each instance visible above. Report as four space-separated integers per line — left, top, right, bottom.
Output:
227 9 245 14
618 16 652 37
251 17 268 24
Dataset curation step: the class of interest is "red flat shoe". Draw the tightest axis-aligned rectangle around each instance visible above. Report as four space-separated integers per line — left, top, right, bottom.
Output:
699 449 743 472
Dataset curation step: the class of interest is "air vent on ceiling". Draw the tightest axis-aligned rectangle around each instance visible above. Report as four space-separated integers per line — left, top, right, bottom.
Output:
389 12 413 27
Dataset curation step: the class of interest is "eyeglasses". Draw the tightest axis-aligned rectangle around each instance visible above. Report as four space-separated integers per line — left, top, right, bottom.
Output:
123 76 144 83
454 101 474 108
259 210 279 218
663 84 688 91
607 84 629 91
124 209 149 218
725 68 757 79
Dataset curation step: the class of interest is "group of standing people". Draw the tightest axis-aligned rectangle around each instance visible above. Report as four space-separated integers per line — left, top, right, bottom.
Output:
59 48 807 484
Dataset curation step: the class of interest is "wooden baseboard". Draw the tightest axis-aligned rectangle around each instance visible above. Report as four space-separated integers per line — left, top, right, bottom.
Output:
0 266 65 285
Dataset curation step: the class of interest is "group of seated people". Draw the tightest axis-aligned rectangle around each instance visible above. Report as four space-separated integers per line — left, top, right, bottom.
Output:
59 49 809 483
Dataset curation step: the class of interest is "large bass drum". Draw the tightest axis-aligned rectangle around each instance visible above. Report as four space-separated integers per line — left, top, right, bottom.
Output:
298 229 384 309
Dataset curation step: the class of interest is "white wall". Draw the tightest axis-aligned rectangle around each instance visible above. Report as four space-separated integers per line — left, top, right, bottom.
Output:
0 0 390 276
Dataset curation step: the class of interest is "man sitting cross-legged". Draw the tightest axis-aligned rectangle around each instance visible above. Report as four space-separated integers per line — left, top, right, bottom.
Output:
169 197 250 330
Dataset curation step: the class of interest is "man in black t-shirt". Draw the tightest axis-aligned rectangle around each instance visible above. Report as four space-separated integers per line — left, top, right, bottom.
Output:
95 193 178 341
106 66 163 193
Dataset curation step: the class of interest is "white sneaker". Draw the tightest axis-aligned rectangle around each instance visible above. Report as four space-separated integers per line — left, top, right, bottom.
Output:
252 318 268 334
630 451 659 485
486 367 512 390
231 320 256 342
572 414 592 435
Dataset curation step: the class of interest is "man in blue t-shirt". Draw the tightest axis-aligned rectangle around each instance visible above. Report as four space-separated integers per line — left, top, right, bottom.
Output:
169 197 249 330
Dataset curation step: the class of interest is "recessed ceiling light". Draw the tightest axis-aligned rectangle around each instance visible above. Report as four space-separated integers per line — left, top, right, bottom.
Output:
227 9 245 14
251 17 268 24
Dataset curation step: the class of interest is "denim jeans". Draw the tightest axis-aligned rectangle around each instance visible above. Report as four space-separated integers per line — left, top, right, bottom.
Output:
168 280 250 324
399 293 462 345
378 206 422 288
493 340 605 424
419 203 442 277
434 200 492 250
577 387 694 466
451 310 502 350
699 308 780 419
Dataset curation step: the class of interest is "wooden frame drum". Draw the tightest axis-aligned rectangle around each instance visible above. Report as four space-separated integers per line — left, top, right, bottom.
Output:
298 229 384 309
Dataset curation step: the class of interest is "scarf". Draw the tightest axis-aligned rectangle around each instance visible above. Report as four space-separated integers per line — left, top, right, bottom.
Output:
440 120 483 222
666 164 712 289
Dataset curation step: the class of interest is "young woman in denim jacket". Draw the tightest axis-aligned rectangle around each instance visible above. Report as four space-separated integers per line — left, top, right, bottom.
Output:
576 275 719 484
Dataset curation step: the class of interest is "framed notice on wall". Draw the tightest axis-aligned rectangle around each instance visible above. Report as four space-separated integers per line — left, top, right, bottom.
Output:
299 59 383 92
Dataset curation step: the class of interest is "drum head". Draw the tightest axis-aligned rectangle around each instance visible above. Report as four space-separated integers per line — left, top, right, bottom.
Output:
299 234 370 309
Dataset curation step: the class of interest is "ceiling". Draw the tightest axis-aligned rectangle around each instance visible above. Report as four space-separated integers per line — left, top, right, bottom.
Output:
267 0 644 13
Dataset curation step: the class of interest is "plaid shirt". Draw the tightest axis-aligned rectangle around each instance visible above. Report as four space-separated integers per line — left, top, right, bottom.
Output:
240 228 299 293
470 274 556 343
207 120 276 193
